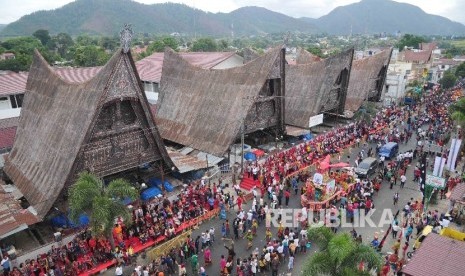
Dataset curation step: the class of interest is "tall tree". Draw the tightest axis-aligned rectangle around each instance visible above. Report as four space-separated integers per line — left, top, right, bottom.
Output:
68 172 138 246
33 29 51 46
191 38 218 52
455 62 465 78
303 226 382 276
439 71 457 89
73 45 110 67
53 33 74 59
449 97 465 127
396 34 427 50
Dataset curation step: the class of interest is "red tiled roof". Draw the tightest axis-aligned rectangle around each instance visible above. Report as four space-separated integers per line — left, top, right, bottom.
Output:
403 50 432 63
0 127 16 149
0 117 19 129
402 233 465 276
136 52 237 83
0 71 28 96
0 67 104 97
0 182 38 238
53 67 102 83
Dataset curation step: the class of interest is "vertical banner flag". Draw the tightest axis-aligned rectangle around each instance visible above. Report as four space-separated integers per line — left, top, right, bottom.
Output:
451 139 462 171
433 156 446 177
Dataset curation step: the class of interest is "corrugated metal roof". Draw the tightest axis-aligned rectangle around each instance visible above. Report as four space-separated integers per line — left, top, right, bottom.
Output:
167 148 223 173
450 183 465 204
0 182 38 239
286 125 310 137
402 233 465 276
136 51 238 83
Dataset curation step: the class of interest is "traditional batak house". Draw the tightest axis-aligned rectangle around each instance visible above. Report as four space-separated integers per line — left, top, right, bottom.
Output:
285 48 354 134
155 46 286 157
344 48 392 113
3 26 174 220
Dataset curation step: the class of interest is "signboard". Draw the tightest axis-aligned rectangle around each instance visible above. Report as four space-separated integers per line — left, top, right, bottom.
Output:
425 174 446 189
309 114 324 128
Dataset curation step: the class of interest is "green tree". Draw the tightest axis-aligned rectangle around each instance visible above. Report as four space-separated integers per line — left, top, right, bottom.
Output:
53 33 74 59
162 36 178 50
191 38 218 52
75 35 98 46
439 71 457 89
68 172 138 246
455 62 465 78
99 36 118 52
396 34 427 50
147 40 165 53
33 29 51 46
449 97 465 127
0 37 54 71
73 45 110 67
307 46 325 58
303 226 382 276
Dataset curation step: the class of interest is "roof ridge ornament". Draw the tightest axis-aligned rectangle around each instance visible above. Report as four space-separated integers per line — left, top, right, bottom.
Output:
120 23 133 53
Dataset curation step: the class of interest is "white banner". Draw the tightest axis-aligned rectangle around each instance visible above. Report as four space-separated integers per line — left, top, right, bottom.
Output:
446 139 462 171
451 139 462 171
433 156 446 176
425 174 446 189
309 114 324 128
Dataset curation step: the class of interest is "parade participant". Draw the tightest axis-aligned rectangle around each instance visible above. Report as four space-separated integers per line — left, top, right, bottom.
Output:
244 230 254 250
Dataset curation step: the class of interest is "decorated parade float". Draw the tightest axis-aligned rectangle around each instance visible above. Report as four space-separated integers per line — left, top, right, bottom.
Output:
299 155 356 210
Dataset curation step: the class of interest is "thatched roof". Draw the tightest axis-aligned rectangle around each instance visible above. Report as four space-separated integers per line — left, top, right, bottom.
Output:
156 46 283 156
295 47 322 64
4 48 173 219
285 48 354 128
345 48 392 112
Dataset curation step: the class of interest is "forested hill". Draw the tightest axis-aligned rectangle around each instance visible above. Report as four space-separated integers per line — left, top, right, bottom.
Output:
302 0 465 35
0 0 318 37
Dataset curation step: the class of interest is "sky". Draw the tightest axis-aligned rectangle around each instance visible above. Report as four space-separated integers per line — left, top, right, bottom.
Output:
0 0 464 25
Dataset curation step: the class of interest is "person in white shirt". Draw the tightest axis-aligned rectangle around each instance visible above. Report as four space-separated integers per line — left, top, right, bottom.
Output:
400 174 407 189
115 264 123 276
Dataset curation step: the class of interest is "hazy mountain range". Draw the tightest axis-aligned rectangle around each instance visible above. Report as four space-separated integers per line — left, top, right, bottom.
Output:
1 0 464 37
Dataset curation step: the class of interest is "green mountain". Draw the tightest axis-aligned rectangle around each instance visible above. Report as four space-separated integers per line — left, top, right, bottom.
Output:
302 0 465 35
0 0 318 37
0 24 5 32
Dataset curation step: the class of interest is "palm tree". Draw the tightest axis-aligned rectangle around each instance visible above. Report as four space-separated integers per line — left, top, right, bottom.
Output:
303 226 382 276
449 97 465 127
68 172 138 247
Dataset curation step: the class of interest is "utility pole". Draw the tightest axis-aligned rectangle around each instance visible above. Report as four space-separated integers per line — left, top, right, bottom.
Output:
240 121 245 174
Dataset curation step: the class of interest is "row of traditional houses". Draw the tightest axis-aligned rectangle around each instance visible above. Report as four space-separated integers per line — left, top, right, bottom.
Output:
0 30 393 239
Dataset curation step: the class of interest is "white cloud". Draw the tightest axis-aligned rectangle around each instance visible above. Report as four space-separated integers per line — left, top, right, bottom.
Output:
0 0 463 25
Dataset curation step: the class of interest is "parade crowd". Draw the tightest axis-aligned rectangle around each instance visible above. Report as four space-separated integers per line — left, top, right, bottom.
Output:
1 87 463 276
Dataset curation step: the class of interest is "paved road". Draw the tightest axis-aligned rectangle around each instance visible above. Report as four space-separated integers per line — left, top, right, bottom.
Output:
104 131 426 276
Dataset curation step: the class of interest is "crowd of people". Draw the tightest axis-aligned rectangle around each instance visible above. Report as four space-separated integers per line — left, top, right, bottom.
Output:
2 86 462 276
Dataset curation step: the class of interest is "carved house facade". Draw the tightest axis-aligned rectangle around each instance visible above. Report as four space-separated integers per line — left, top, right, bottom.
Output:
4 47 174 219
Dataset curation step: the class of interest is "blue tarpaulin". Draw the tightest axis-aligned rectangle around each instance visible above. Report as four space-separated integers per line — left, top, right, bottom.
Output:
244 152 257 161
141 186 162 201
301 133 313 141
51 213 89 228
147 177 174 192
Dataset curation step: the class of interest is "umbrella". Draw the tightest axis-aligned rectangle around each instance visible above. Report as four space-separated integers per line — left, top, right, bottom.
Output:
244 152 257 161
329 162 351 168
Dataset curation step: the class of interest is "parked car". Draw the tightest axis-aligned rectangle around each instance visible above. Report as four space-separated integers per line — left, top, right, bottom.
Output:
379 142 399 159
355 157 379 178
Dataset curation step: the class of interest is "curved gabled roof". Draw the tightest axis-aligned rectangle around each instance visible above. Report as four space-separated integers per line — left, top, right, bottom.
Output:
156 46 283 156
5 48 173 219
285 48 354 128
345 48 392 112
